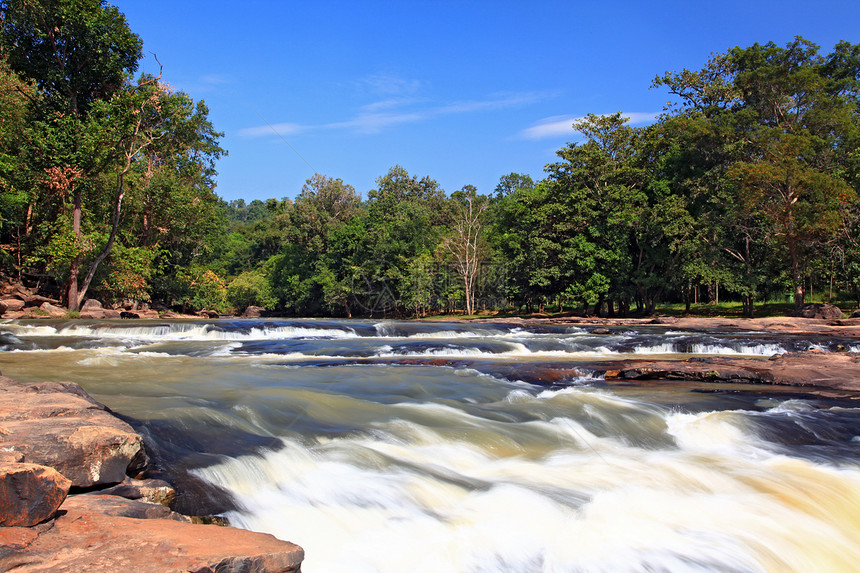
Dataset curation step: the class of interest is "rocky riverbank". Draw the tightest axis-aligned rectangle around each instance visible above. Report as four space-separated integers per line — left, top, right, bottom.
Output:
0 377 304 572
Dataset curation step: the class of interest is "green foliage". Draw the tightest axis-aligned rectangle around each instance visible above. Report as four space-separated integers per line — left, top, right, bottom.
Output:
98 244 159 304
175 266 228 313
227 269 276 311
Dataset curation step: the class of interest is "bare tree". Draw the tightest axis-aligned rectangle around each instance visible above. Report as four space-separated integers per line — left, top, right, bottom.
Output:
443 186 487 316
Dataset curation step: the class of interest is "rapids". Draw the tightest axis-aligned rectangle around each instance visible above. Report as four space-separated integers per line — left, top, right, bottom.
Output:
2 317 860 572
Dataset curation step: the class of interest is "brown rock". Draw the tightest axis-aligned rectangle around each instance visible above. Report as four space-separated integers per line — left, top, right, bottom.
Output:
80 299 102 311
67 494 187 521
0 297 25 312
39 302 67 318
798 303 843 319
0 378 146 488
102 309 122 318
0 463 71 527
243 305 266 318
22 294 60 306
0 494 304 572
79 309 105 319
97 476 176 506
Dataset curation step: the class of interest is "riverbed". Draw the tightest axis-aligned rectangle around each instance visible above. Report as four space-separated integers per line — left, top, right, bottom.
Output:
2 318 860 572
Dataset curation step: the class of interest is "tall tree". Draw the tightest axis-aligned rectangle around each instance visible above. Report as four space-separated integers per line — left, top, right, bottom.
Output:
1 0 143 309
443 185 488 315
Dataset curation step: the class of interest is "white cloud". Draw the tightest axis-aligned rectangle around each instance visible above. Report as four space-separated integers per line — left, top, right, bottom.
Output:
356 73 422 96
519 112 660 140
240 92 551 138
238 122 307 138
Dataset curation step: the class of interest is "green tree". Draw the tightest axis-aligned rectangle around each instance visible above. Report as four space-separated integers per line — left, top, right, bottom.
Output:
1 0 143 309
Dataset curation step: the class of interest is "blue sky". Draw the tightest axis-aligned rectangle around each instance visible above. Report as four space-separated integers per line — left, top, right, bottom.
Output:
112 0 860 202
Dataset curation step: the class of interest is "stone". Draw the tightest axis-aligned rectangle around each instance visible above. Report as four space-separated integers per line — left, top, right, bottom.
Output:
80 299 103 311
0 463 71 527
851 309 860 319
68 494 187 521
798 303 843 319
102 309 122 318
39 302 67 318
0 297 26 312
199 310 220 319
242 305 266 318
0 494 304 572
97 476 176 507
79 309 105 319
0 378 146 488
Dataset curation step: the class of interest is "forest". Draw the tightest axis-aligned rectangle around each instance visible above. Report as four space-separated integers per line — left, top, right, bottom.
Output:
1 0 859 318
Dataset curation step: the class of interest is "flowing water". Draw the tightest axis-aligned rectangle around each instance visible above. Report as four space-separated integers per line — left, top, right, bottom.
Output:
2 318 860 572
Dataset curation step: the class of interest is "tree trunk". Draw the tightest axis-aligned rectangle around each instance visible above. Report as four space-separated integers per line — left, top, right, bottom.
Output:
67 189 82 311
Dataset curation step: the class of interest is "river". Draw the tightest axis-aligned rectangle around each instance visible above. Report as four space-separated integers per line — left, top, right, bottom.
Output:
2 318 860 572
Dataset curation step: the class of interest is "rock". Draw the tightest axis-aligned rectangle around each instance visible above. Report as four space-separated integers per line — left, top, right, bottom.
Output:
102 309 122 318
39 302 67 318
199 310 220 319
68 493 187 521
97 476 176 507
242 305 266 318
0 494 304 572
590 327 610 334
0 463 71 527
138 309 160 319
160 311 183 318
851 309 860 319
120 311 140 319
798 303 843 319
80 299 103 311
0 378 146 488
0 297 25 312
79 309 105 319
21 293 60 306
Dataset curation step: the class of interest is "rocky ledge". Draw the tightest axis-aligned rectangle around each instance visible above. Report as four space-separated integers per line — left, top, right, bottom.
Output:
0 377 303 572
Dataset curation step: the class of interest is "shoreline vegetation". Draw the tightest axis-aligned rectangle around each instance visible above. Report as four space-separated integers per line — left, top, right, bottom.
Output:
0 7 859 322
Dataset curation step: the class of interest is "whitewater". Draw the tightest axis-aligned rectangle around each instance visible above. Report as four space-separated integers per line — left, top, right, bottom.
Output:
2 317 860 572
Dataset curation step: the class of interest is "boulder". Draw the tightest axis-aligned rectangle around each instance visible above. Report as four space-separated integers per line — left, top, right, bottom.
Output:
39 302 67 318
102 309 122 318
0 494 304 572
80 299 103 311
851 309 860 319
79 309 105 319
199 310 220 319
0 463 71 527
0 297 26 312
242 305 266 318
0 378 146 488
798 303 843 319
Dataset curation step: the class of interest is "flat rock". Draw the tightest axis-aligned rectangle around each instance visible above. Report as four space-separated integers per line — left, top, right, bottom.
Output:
97 476 175 506
0 378 146 487
0 494 304 572
0 463 71 527
593 351 860 392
